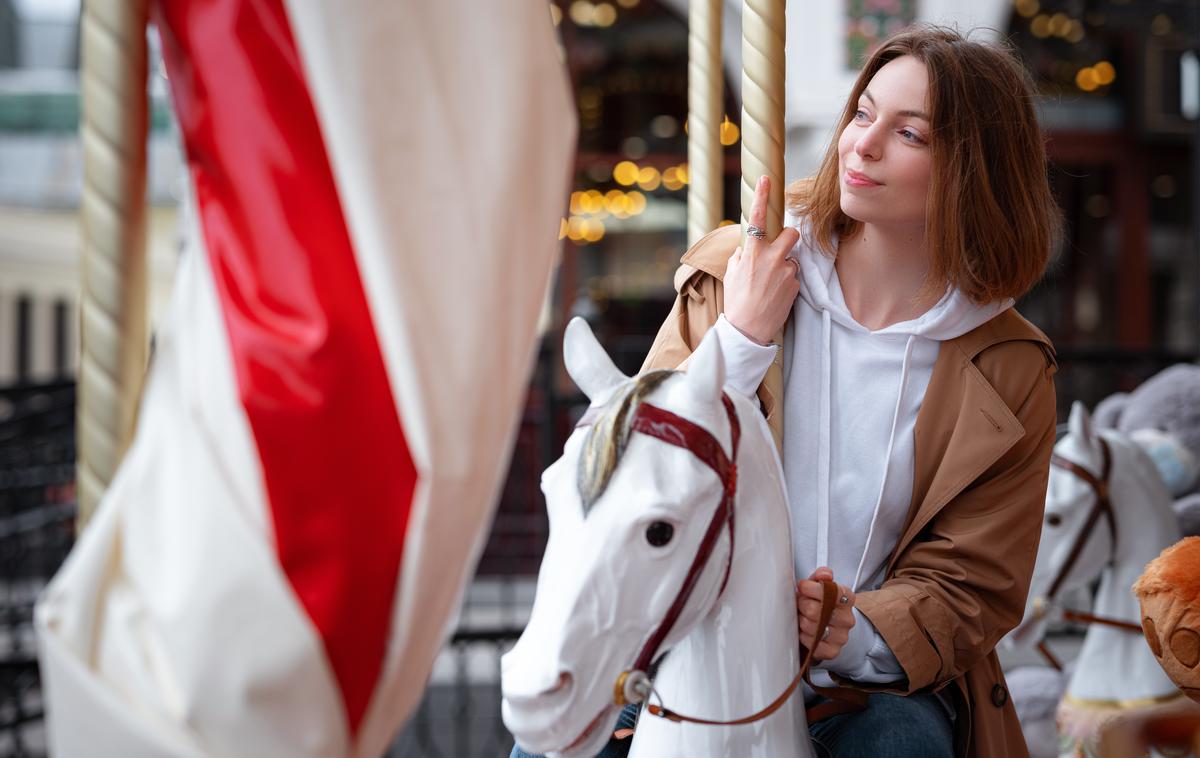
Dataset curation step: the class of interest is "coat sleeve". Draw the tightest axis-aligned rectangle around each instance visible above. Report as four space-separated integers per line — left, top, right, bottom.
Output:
640 266 722 373
640 266 780 420
851 342 1057 693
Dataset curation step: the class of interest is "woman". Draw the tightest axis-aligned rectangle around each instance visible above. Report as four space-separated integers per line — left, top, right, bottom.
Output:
514 25 1058 758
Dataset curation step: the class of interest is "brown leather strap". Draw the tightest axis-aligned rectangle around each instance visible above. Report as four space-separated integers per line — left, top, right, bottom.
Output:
805 690 868 723
1045 439 1115 602
1032 603 1142 670
801 592 870 726
1061 609 1143 634
1037 640 1063 671
646 579 841 726
1033 438 1141 670
803 677 870 723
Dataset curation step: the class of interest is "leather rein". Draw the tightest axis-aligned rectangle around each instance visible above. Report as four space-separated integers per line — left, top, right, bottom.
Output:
1031 438 1142 670
578 393 841 727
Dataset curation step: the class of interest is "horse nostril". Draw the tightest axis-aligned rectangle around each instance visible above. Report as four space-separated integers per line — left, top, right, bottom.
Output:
545 671 573 696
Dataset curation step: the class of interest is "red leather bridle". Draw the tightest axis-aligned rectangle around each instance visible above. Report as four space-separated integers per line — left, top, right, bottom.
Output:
577 391 842 727
1027 438 1142 669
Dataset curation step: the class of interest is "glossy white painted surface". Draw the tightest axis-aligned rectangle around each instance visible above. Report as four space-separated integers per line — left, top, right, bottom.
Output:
501 319 811 758
1006 402 1190 756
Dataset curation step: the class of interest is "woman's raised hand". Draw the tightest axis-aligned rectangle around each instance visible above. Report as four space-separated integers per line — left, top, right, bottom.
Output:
722 175 802 345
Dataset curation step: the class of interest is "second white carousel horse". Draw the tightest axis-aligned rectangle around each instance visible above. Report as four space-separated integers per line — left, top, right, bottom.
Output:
1006 401 1198 757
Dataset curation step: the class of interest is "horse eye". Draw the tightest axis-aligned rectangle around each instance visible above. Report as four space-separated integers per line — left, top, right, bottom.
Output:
645 521 674 547
1046 513 1063 527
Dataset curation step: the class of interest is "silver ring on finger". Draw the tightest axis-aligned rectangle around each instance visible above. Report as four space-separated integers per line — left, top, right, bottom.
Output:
746 224 767 240
821 627 831 641
839 594 850 605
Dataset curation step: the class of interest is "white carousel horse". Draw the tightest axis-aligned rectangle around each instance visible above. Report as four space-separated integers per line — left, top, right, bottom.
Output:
501 319 814 758
1006 401 1198 757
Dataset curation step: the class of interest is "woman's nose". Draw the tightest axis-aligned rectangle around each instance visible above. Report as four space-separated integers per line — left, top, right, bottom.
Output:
854 125 882 161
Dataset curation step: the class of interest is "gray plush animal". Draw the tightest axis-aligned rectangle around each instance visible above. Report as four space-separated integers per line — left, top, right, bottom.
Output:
1093 364 1200 536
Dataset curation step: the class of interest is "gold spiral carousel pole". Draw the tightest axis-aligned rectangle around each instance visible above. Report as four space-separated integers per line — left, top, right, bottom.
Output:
740 0 786 237
741 0 786 452
687 0 723 246
77 0 151 529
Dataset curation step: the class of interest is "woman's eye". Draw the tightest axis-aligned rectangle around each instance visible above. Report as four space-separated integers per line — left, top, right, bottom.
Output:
899 129 924 144
1046 513 1063 528
854 109 868 120
645 521 674 547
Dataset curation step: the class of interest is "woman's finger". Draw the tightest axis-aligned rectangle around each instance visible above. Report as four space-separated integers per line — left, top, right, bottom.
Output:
799 580 855 608
798 597 822 618
769 226 802 263
815 639 845 660
809 566 834 582
725 247 741 277
750 175 769 228
827 607 856 629
796 579 823 600
798 578 847 602
744 175 770 255
798 616 816 638
814 605 847 627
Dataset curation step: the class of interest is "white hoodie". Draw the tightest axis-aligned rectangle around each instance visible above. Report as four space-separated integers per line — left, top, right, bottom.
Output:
713 231 1011 685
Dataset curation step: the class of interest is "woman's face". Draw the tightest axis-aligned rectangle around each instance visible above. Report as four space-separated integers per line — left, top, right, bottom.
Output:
837 54 932 230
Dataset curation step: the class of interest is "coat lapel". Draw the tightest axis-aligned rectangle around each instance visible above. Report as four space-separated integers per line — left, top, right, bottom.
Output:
897 355 1025 553
887 311 1052 571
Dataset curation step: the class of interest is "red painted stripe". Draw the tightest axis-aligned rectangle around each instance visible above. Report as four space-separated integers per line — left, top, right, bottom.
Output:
154 0 416 735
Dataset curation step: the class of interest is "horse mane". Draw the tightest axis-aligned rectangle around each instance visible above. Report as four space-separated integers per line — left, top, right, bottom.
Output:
577 369 675 514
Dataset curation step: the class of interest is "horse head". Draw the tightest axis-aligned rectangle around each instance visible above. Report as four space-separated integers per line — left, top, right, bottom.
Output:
501 318 740 757
1010 400 1179 650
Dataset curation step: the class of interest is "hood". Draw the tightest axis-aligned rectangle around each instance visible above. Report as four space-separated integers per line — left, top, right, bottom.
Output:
796 240 1012 342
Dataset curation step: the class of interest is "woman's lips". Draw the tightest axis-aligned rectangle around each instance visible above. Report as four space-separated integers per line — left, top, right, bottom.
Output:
844 169 882 187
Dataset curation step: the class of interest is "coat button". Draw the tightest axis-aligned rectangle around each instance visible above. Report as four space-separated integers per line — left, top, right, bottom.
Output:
991 684 1008 708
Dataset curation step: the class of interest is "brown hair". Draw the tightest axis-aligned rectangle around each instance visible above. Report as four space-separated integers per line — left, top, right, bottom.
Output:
787 26 1060 304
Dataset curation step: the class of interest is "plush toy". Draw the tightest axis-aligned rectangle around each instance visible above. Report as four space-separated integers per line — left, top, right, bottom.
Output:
1094 364 1200 536
1098 537 1200 756
1135 536 1200 703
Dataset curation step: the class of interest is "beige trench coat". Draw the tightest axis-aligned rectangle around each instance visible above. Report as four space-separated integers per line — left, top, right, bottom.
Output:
640 225 1057 758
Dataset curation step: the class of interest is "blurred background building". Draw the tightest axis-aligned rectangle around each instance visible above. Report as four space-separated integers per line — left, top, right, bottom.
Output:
0 0 1197 756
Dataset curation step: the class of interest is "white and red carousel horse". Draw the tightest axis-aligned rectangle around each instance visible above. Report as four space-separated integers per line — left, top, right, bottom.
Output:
501 319 832 758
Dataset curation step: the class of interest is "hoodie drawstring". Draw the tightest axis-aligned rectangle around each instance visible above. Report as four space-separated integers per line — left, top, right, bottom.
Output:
850 334 916 590
816 310 832 569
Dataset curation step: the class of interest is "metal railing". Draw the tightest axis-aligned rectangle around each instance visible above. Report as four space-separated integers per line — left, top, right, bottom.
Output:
0 381 77 758
391 628 523 758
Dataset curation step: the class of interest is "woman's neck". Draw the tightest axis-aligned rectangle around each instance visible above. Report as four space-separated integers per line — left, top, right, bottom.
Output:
835 222 943 331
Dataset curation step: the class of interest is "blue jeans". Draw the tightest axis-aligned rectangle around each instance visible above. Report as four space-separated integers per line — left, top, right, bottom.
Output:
509 691 954 758
509 704 638 758
808 692 955 758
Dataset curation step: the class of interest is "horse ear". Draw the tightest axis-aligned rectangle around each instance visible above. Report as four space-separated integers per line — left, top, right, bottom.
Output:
1068 400 1103 462
685 326 726 404
563 317 627 403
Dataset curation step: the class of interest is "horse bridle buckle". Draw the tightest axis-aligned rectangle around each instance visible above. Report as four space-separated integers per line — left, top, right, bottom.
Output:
614 669 652 706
